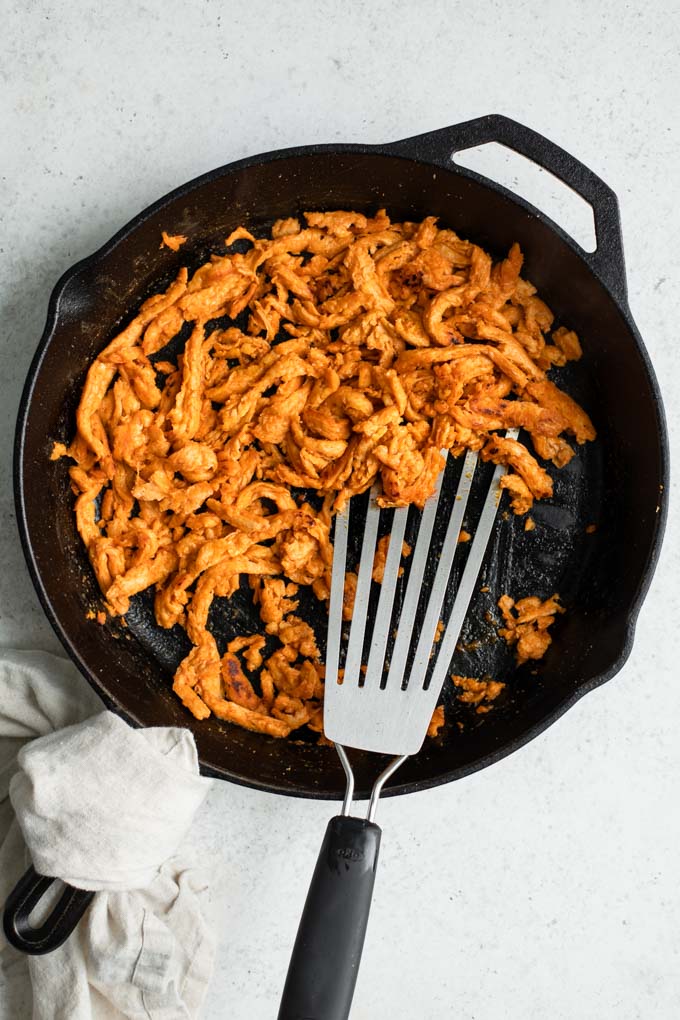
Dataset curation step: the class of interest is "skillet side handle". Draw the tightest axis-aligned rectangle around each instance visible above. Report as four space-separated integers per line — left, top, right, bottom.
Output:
386 114 627 306
278 815 381 1020
3 865 95 955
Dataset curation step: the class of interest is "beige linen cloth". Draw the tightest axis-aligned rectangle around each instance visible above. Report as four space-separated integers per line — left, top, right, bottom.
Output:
0 649 215 1019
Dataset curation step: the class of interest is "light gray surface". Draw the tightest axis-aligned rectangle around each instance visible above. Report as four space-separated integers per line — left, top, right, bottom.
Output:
2 2 679 1017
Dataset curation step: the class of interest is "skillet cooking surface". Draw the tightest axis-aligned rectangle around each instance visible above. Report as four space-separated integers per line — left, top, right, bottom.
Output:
16 122 668 798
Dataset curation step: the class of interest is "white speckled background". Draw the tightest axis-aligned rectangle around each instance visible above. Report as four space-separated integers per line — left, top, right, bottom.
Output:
2 2 679 1017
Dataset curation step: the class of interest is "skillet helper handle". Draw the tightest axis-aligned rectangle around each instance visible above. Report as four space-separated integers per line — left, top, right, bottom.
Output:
3 865 95 955
388 113 627 305
278 815 381 1020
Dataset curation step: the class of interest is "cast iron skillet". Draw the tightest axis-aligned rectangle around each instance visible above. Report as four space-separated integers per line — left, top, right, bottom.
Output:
5 116 668 955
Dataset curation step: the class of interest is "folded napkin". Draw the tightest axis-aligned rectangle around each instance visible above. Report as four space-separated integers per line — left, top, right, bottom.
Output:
0 649 215 1020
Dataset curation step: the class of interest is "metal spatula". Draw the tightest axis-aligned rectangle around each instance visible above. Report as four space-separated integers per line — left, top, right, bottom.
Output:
278 431 518 1020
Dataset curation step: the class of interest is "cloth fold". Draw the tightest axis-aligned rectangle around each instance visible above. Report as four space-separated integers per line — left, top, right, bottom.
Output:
11 712 209 891
0 649 215 1020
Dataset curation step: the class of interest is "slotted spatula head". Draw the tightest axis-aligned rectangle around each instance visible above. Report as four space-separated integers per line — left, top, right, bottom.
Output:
324 432 518 756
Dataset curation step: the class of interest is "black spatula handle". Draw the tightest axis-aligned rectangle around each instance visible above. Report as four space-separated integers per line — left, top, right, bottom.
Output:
3 865 95 955
278 815 381 1020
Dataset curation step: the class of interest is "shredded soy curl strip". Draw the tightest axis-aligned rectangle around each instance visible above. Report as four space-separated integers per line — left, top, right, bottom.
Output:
55 209 595 738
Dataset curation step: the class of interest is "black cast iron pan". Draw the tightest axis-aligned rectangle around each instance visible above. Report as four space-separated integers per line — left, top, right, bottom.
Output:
5 115 668 954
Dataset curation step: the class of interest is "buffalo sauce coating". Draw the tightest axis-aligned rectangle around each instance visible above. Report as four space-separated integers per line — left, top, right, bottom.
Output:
56 211 593 738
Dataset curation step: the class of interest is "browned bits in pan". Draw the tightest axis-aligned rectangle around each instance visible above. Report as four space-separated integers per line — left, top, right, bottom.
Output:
497 593 565 664
452 674 506 714
160 231 188 252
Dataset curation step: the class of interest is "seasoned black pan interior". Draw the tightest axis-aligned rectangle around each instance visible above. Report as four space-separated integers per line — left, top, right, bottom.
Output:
16 148 666 798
